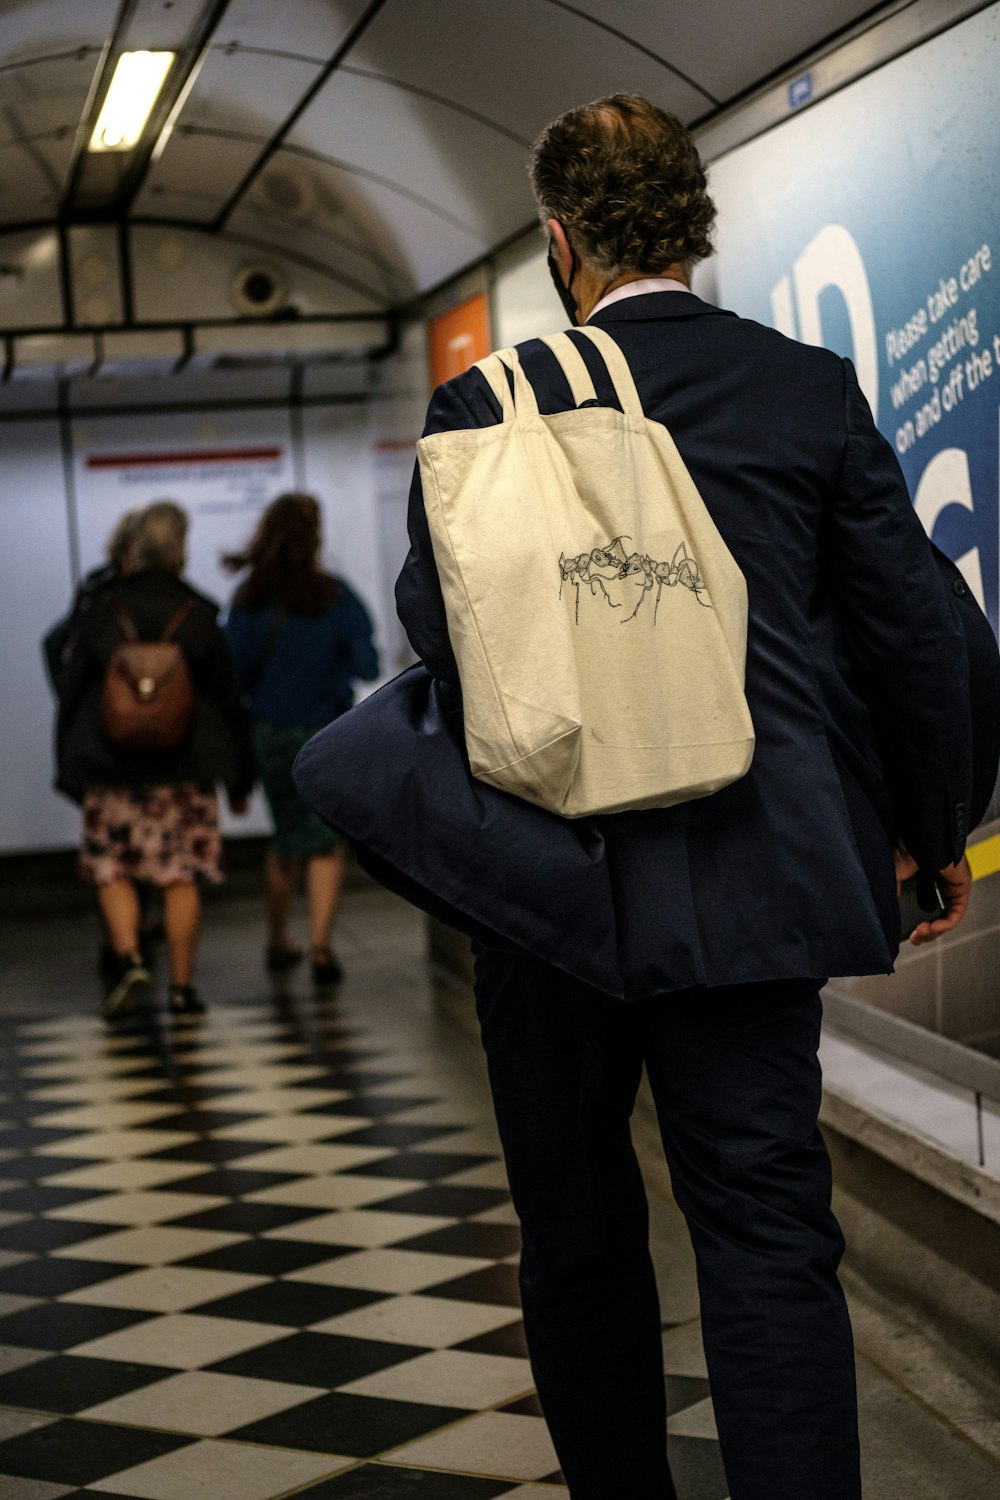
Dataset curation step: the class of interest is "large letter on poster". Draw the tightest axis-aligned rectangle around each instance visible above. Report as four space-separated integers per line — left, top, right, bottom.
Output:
790 225 879 420
709 3 1000 634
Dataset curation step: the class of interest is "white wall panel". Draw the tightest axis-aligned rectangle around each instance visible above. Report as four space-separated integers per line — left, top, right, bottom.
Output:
493 244 567 350
301 403 389 690
0 420 79 852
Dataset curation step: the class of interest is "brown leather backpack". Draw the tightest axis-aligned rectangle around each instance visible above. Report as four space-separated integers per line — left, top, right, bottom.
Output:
100 599 195 751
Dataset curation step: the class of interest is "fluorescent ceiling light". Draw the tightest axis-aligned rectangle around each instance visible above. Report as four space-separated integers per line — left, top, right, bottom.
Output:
89 51 175 152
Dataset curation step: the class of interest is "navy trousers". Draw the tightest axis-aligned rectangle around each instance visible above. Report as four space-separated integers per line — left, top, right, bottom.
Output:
472 948 862 1500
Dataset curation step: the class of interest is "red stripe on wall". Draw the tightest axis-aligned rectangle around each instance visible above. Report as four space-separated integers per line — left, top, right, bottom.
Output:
85 447 284 469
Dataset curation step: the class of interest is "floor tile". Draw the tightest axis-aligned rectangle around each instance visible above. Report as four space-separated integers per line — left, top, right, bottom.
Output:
38 1162 207 1192
662 1321 710 1379
51 1227 244 1265
341 1349 534 1409
668 1395 720 1441
34 1132 197 1161
0 1254 128 1302
333 1123 458 1149
305 1096 436 1120
386 1411 560 1482
266 1210 454 1247
192 1280 384 1327
0 1412 54 1441
148 1167 299 1198
0 1478 73 1499
395 1223 522 1260
190 1089 349 1115
0 1418 189 1486
441 1161 511 1190
456 1322 531 1360
229 1144 395 1175
0 1221 119 1255
0 1186 111 1217
208 1329 422 1387
470 1204 520 1227
27 1104 178 1131
81 1369 327 1435
229 1388 466 1457
69 1312 290 1369
213 1114 372 1143
288 1466 511 1498
343 1152 491 1182
287 1247 494 1294
45 1191 229 1226
368 1186 511 1219
667 1435 730 1499
139 1139 266 1165
498 1488 569 1498
248 1176 425 1211
90 1437 347 1499
161 1201 310 1235
0 1352 174 1413
0 1301 150 1351
312 1294 522 1349
180 1237 339 1277
428 1264 522 1307
59 1265 267 1313
0 1345 51 1377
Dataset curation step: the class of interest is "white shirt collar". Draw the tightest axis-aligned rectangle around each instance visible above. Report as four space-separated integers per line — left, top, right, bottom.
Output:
587 277 690 322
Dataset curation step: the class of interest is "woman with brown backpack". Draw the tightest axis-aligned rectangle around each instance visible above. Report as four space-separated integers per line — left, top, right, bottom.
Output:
56 502 254 1019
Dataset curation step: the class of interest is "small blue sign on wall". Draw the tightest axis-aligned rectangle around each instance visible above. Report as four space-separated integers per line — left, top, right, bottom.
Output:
788 72 814 109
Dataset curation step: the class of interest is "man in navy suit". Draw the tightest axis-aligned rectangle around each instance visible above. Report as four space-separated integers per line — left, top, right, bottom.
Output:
392 97 980 1500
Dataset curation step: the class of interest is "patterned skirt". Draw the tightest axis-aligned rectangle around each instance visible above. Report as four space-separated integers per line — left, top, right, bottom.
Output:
80 783 222 887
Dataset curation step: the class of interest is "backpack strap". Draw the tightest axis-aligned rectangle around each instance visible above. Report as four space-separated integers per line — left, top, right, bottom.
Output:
108 597 139 642
161 600 194 643
568 324 645 421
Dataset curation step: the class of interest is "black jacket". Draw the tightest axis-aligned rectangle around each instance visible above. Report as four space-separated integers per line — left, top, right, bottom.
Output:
297 293 996 999
57 568 254 803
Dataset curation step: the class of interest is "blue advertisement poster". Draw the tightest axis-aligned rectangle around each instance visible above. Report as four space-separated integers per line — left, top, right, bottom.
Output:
707 3 1000 633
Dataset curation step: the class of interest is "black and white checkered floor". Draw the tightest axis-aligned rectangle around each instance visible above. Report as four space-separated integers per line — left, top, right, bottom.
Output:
0 890 730 1500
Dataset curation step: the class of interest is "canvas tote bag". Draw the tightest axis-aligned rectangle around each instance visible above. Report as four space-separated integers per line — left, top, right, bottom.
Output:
416 325 755 818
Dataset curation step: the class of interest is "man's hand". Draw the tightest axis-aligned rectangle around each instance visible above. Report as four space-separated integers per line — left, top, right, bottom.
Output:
894 845 973 946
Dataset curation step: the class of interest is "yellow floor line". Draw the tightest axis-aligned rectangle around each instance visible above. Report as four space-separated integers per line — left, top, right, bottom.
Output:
967 831 1000 881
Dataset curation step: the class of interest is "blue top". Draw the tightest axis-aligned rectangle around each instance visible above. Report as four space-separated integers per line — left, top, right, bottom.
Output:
226 577 379 728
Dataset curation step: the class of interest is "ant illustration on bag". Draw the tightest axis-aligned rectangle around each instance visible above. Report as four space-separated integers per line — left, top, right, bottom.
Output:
558 534 712 625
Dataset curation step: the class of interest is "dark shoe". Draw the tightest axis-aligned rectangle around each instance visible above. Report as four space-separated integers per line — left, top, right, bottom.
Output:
266 944 304 973
103 953 151 1021
98 942 118 979
311 947 343 986
168 984 206 1018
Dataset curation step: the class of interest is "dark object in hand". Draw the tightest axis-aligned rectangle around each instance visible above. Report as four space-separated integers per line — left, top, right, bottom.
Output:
899 871 947 940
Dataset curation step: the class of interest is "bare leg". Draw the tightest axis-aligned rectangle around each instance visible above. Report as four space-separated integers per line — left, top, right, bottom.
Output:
265 852 300 949
97 881 141 957
164 881 201 986
308 847 346 951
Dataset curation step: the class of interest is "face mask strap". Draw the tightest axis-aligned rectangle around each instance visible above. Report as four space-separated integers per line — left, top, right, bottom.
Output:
547 227 580 327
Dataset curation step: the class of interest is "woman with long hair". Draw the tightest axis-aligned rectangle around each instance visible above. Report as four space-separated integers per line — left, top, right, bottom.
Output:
224 492 379 983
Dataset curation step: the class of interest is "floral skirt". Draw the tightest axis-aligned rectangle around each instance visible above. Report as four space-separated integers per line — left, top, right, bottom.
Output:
80 783 222 887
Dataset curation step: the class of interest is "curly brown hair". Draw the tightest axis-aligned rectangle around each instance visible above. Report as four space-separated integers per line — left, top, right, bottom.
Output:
223 492 340 616
529 95 716 277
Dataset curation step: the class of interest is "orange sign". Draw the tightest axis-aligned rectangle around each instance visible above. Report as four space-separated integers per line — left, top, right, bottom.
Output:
428 292 491 390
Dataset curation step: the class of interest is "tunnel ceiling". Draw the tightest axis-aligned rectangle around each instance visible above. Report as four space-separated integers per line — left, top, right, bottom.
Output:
0 0 884 320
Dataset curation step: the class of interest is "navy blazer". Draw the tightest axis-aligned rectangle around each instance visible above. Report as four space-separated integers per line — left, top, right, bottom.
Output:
303 292 986 999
